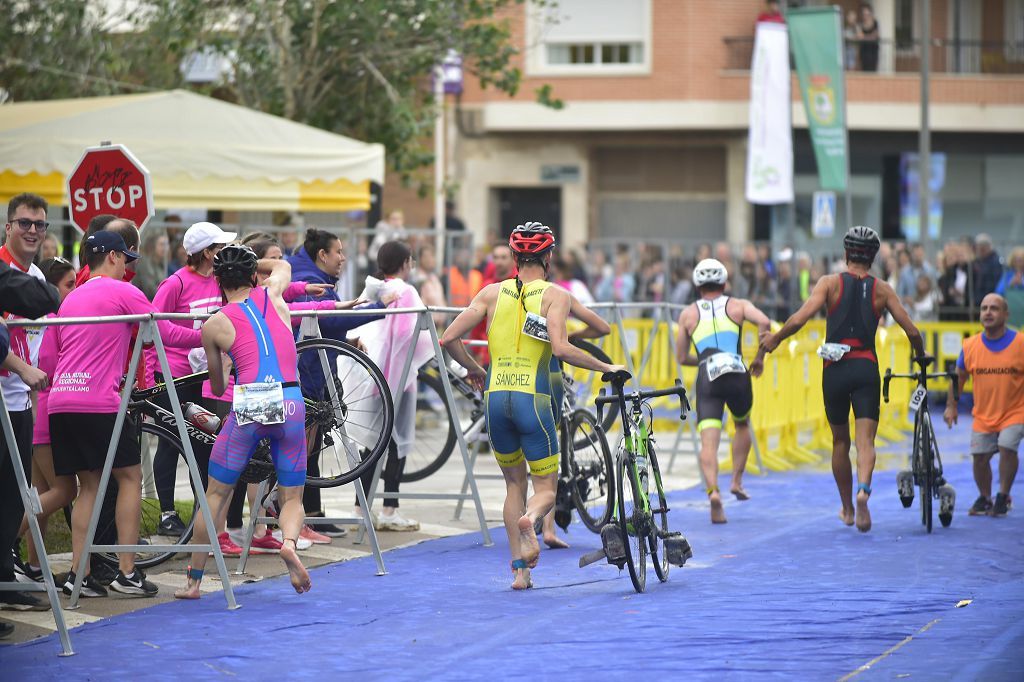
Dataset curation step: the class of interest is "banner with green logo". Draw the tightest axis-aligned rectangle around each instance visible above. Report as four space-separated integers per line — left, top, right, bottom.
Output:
788 7 848 192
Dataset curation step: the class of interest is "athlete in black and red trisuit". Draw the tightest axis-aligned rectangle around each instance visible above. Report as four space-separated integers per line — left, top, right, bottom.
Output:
760 226 925 533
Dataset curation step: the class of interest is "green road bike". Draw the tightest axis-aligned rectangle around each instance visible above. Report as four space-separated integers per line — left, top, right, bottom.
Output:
582 370 693 593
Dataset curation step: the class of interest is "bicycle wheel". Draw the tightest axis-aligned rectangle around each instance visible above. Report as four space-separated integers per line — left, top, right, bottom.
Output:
90 421 196 570
616 447 647 593
568 339 617 433
567 410 614 533
919 410 934 533
402 370 457 482
296 338 394 488
647 441 671 583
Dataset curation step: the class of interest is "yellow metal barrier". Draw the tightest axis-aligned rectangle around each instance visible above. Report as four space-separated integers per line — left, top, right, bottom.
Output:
569 308 982 474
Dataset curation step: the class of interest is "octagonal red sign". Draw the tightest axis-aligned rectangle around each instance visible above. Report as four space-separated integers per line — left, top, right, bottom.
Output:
66 144 154 233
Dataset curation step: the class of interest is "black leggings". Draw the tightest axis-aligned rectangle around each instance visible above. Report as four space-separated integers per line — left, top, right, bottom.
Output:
357 448 405 509
154 383 204 513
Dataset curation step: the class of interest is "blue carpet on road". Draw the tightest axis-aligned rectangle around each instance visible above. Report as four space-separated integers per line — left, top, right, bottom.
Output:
3 413 1023 681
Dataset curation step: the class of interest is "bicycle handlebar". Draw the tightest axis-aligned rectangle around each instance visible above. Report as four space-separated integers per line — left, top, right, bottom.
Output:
595 380 690 426
882 367 959 404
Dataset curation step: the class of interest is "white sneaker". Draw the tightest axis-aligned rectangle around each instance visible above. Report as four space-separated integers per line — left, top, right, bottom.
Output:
353 507 378 527
271 530 312 550
375 510 420 532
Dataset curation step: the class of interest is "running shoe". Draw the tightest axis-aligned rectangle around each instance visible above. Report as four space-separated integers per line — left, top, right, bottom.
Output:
271 530 312 550
992 493 1010 517
249 531 283 554
0 590 50 611
157 511 188 536
318 523 348 537
299 525 332 545
110 569 158 597
353 506 378 528
0 622 13 639
14 562 58 585
89 558 118 586
376 510 420 532
62 572 108 598
968 496 993 516
211 532 243 557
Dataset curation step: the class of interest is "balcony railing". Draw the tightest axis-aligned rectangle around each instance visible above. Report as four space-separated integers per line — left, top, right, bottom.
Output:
723 37 1024 75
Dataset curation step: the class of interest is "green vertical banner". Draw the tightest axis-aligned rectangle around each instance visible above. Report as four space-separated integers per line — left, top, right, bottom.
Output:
789 7 848 192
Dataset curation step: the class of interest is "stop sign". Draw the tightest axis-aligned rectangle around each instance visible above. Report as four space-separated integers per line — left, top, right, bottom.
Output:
66 143 154 233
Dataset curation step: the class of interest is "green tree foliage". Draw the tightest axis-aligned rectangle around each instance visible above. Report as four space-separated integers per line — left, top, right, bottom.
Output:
0 0 544 179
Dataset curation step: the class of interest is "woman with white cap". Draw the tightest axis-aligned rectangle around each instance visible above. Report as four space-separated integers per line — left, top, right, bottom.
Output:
146 221 237 551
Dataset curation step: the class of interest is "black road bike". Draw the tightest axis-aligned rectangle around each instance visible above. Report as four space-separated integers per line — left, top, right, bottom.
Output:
883 355 957 533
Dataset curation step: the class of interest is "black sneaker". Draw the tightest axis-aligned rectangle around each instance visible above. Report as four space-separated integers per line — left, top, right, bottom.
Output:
0 622 13 639
63 572 109 598
315 522 348 538
110 569 158 597
992 493 1010 517
157 511 188 536
0 591 51 611
968 496 993 516
14 562 58 585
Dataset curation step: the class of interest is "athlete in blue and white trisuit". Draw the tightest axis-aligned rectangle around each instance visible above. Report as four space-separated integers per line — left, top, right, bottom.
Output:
176 245 312 598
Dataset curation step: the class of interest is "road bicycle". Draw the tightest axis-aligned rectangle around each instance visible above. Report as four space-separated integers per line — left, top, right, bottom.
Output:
77 337 394 569
583 370 693 593
408 343 616 533
883 355 957 533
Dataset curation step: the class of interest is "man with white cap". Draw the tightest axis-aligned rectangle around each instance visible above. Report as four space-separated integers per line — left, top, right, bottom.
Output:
675 258 771 524
147 221 237 551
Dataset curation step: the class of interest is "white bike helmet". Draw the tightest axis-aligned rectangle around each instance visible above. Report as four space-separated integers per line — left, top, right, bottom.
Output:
693 258 728 287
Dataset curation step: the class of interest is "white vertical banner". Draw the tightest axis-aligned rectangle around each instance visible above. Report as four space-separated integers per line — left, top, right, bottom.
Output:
745 22 794 204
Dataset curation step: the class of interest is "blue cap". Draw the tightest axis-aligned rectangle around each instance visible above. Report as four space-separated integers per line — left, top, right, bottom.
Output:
85 231 140 262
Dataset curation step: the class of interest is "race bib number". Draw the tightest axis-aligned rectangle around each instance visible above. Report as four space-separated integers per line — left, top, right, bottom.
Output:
522 312 550 342
706 352 746 382
908 386 927 413
233 382 286 425
817 343 851 362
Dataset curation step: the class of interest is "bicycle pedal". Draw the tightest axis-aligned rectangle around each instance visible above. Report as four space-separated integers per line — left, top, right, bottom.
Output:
554 508 572 532
663 533 693 567
600 524 627 565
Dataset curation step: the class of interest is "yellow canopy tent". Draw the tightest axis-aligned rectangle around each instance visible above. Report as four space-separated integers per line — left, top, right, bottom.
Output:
0 89 385 212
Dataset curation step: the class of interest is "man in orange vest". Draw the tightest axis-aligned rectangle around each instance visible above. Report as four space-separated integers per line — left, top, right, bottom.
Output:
446 246 483 309
945 293 1024 518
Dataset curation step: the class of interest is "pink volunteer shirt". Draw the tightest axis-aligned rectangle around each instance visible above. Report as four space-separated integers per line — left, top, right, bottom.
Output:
145 266 222 380
49 276 201 414
32 315 58 445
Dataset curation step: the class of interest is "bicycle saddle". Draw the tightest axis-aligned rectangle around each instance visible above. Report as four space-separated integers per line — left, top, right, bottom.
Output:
601 369 632 384
913 355 935 369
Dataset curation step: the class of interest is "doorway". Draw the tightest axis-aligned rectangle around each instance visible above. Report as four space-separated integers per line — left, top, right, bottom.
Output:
496 187 562 241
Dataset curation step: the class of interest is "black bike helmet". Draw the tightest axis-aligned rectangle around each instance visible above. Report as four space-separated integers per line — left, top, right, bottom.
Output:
213 244 258 280
509 221 556 257
843 225 880 264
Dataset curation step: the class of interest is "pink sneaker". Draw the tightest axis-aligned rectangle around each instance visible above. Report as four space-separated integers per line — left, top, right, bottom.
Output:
299 525 332 545
249 531 283 554
211 532 242 558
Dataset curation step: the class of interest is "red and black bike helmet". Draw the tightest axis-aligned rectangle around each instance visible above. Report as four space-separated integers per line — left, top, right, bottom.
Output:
508 221 555 257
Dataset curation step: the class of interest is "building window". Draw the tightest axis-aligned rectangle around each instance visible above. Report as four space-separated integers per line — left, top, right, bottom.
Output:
1008 0 1024 62
529 0 650 75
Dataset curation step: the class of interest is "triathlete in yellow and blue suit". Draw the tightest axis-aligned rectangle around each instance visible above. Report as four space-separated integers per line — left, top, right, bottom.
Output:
692 295 754 433
485 278 564 477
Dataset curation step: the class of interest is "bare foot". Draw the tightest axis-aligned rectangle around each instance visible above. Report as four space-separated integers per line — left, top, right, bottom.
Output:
709 491 727 524
174 580 201 600
518 516 541 568
543 533 570 549
838 507 855 526
855 491 872 533
511 565 533 590
280 542 312 593
730 486 750 501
